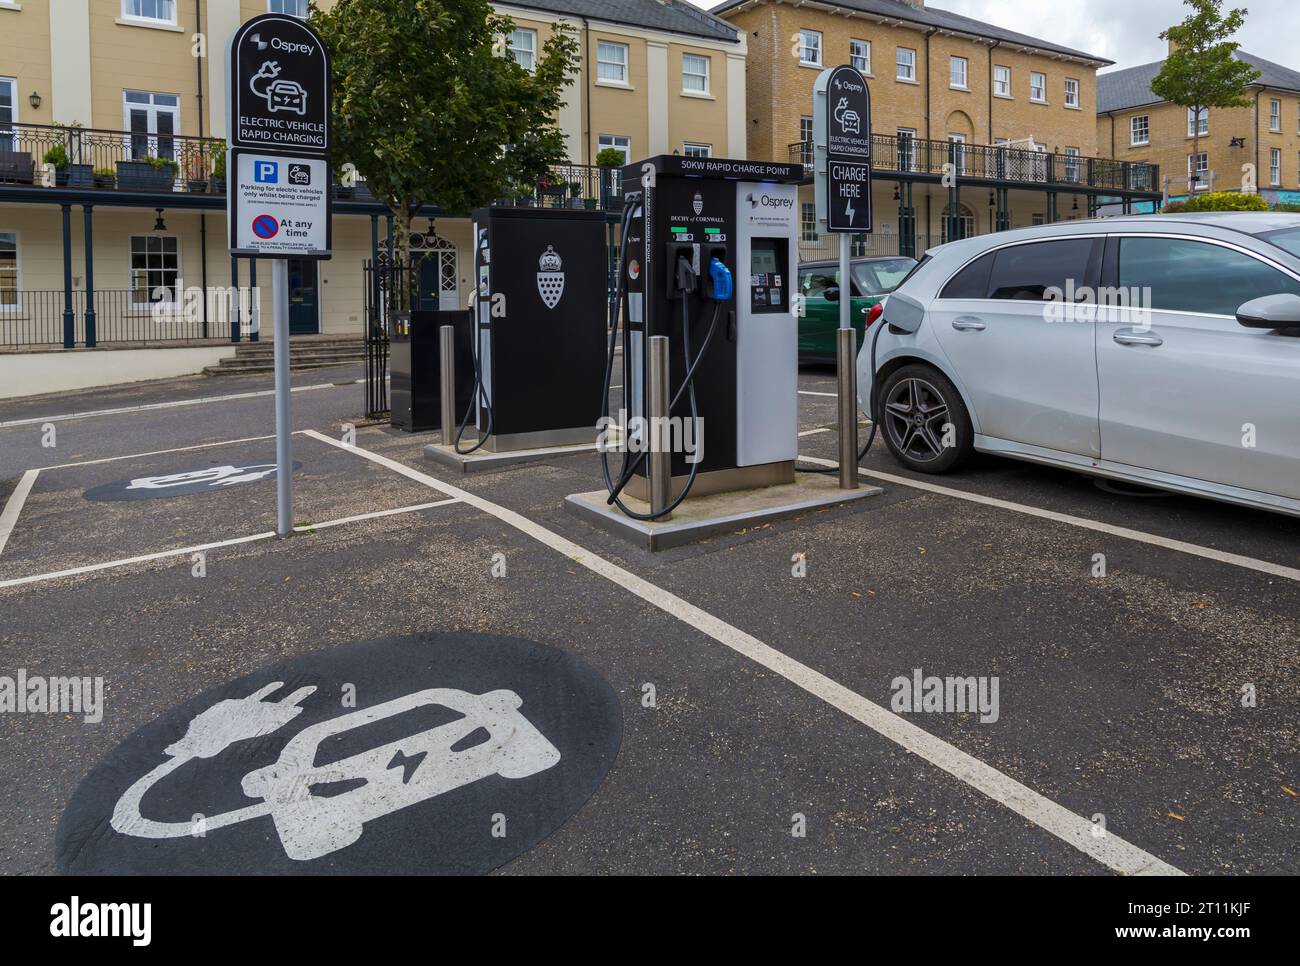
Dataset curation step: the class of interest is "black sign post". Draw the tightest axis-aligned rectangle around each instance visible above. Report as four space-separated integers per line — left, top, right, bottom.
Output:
821 65 873 234
226 14 333 537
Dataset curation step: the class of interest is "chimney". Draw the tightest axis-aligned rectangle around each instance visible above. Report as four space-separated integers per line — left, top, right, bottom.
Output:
900 0 926 8
1168 37 1180 55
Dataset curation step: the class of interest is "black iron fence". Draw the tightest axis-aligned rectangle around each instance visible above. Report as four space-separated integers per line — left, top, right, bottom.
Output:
789 134 1160 193
0 289 244 347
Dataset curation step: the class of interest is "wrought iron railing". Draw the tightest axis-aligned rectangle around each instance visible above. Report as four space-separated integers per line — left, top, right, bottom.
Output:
0 121 625 208
0 289 244 347
789 135 1160 193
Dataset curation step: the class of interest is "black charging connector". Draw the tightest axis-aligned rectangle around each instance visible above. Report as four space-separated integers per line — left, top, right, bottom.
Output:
666 243 699 296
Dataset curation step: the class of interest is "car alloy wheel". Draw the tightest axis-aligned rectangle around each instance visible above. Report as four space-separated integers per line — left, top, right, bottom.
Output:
883 376 952 465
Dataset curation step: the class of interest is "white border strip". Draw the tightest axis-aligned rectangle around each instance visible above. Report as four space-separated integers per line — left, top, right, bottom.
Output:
39 434 282 471
0 469 39 559
304 429 1183 877
798 456 1300 583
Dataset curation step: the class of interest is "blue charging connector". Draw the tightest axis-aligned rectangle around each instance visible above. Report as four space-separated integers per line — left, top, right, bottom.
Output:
708 257 734 302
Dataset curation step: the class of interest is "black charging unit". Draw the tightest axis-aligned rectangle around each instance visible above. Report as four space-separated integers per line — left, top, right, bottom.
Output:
390 309 474 432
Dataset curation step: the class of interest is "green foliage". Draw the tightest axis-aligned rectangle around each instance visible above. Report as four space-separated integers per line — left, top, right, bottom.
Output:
1151 1 1260 116
43 144 70 169
1179 190 1269 211
145 156 178 173
212 149 225 179
1273 203 1300 213
1162 200 1189 213
311 0 579 252
596 148 626 169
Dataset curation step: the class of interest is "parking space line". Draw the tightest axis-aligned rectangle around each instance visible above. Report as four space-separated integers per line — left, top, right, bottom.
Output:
305 428 1183 877
799 455 1300 583
39 433 282 471
0 500 459 589
798 428 830 437
0 469 39 559
0 379 360 430
799 390 837 398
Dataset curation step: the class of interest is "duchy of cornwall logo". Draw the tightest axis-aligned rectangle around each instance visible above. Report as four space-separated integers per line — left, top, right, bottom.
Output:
536 245 565 309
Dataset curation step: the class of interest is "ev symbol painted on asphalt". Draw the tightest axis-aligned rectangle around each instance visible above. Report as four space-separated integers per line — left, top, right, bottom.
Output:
83 461 300 501
57 633 622 875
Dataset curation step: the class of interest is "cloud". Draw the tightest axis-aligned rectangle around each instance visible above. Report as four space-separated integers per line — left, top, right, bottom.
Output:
687 0 1297 69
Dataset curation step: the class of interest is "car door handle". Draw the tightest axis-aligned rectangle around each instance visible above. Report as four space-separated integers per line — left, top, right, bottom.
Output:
951 317 986 331
1113 329 1164 347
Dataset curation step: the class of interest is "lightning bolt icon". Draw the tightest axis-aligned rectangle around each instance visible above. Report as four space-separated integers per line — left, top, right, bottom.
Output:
387 749 428 784
845 197 856 224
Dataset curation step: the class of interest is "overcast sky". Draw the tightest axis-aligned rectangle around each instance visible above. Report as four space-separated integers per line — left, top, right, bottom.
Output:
687 0 1296 71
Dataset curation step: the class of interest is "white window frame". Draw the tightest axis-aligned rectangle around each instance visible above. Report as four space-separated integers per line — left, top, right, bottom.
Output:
123 89 180 160
1269 98 1281 132
948 133 967 175
993 65 1011 98
683 142 712 158
800 202 819 243
800 115 814 144
129 233 182 310
596 41 629 85
949 56 968 90
896 47 917 82
121 0 176 24
850 39 871 75
1188 151 1209 188
1130 114 1149 146
1029 72 1046 103
682 53 710 95
268 0 308 17
897 127 917 171
0 77 17 153
1270 147 1281 186
598 133 631 166
507 28 536 71
799 30 822 67
0 229 20 313
1064 78 1079 108
1188 106 1209 137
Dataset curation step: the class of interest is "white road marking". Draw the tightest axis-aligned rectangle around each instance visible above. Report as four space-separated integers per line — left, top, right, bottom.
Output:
0 500 458 589
0 379 356 429
798 428 830 437
0 469 39 559
40 433 282 470
799 455 1300 584
798 390 837 398
306 429 1183 876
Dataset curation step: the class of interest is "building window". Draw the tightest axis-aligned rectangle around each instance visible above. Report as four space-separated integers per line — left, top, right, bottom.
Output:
0 231 17 309
129 234 180 307
896 47 916 82
1131 114 1149 146
683 142 711 158
993 65 1011 98
1188 106 1208 136
1029 72 1046 103
507 28 536 71
1031 213 1046 226
0 77 16 152
948 133 966 175
682 53 710 94
850 39 870 74
1064 78 1079 108
124 90 179 161
1270 147 1281 185
949 56 968 90
799 30 822 66
597 41 629 84
897 127 917 171
122 0 176 23
1188 151 1208 187
598 133 630 165
800 115 814 144
1064 146 1081 182
1269 98 1281 132
268 0 307 16
801 202 818 243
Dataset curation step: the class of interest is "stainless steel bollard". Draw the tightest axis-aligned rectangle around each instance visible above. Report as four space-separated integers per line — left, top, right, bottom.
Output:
837 326 859 490
439 324 456 445
648 334 672 518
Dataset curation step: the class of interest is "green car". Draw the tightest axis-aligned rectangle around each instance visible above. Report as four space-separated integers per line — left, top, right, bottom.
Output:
797 256 917 362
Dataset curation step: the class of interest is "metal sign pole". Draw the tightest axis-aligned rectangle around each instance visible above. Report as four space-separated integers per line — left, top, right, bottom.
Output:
272 259 293 536
838 233 857 488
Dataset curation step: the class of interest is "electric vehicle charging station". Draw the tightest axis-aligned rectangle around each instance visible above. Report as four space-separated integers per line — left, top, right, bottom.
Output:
564 155 882 550
424 205 608 471
390 310 473 433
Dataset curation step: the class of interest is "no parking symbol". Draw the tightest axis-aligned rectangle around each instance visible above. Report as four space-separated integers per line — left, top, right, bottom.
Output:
252 214 280 239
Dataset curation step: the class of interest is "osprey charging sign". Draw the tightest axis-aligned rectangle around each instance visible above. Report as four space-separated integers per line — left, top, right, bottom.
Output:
227 14 333 259
815 65 873 234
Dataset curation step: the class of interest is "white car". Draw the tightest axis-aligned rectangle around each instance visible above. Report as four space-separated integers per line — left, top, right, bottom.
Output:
858 213 1300 518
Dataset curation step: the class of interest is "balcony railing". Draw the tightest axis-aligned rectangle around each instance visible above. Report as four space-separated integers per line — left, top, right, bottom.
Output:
0 121 624 209
789 135 1159 193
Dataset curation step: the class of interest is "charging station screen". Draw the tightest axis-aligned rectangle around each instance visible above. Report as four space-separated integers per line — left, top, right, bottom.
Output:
749 241 786 313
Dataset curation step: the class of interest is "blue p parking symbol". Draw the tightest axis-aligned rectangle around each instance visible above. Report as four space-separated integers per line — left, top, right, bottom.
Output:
254 160 279 183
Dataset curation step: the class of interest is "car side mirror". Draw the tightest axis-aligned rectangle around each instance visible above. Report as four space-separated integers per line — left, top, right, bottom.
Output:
1237 293 1300 331
824 287 841 302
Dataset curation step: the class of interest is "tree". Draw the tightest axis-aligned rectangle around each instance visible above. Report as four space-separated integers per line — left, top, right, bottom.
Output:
1150 0 1260 194
311 0 579 273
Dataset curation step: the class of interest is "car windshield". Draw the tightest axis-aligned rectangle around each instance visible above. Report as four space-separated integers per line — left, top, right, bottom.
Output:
853 258 917 295
1258 227 1300 259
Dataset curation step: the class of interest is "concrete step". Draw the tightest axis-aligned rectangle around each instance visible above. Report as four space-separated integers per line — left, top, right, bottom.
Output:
202 359 361 377
203 337 367 377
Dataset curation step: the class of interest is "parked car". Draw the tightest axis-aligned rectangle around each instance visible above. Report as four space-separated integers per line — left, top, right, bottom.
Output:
798 256 915 362
857 213 1300 518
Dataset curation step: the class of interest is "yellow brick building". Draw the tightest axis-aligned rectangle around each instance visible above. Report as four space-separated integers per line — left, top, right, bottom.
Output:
714 0 1160 260
1097 45 1300 207
0 0 745 387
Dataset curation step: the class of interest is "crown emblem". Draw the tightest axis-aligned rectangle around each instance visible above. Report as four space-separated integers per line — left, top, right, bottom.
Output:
538 245 562 273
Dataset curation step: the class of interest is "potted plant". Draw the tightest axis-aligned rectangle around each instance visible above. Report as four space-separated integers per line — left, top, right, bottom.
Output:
93 168 116 189
117 155 178 191
596 148 625 205
513 184 535 208
568 180 585 208
210 148 226 193
43 144 70 186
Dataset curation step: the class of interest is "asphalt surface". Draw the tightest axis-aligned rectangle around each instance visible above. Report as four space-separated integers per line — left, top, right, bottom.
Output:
0 361 1296 876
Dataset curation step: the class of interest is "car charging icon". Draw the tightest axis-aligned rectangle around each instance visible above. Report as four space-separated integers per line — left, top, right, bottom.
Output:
250 60 308 116
110 684 562 861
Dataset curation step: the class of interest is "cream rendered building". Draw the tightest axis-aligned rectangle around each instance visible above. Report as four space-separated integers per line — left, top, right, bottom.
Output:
0 0 745 383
